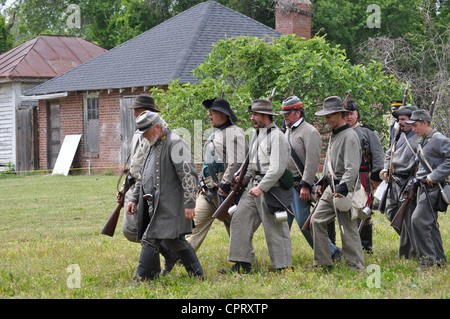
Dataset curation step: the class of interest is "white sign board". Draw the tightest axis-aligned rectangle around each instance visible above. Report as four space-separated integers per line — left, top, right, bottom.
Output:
52 135 82 176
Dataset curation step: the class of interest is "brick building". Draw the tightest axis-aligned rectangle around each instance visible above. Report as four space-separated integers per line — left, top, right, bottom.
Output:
24 0 312 174
0 35 106 173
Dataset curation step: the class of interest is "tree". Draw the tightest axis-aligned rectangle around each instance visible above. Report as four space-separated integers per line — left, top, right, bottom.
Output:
0 13 13 53
150 35 402 151
356 0 449 136
311 0 425 62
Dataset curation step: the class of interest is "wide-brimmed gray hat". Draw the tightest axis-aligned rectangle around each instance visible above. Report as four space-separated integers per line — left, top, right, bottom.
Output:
406 109 432 124
280 96 303 114
315 96 351 116
392 105 418 118
248 99 278 116
135 110 160 133
128 94 160 112
202 98 238 122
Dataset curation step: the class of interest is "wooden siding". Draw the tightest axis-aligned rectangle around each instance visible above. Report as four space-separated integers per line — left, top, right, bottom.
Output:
0 82 14 170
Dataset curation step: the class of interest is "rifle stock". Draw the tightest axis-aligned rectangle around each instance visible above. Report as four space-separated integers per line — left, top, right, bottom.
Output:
301 202 317 232
378 183 390 213
390 179 417 232
101 194 124 236
212 154 249 221
101 172 133 237
302 176 328 232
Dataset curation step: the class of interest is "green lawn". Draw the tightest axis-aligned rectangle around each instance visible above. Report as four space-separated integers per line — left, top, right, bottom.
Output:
0 173 448 299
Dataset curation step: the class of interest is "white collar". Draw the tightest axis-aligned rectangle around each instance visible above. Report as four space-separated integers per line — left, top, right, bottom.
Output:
290 117 304 129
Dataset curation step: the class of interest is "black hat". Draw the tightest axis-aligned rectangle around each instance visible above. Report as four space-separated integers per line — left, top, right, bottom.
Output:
390 100 403 110
392 105 418 118
202 98 238 122
128 94 160 112
346 99 358 112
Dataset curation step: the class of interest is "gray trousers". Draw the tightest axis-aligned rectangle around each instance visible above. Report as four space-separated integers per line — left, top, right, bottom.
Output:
186 192 230 251
411 185 446 267
228 180 292 269
385 179 417 259
122 185 139 243
310 186 365 270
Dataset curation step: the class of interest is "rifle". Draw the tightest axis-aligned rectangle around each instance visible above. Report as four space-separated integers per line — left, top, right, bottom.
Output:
402 82 409 106
302 176 329 231
429 95 437 118
212 153 249 221
213 87 276 222
101 172 134 237
379 83 409 212
390 177 418 232
343 90 351 108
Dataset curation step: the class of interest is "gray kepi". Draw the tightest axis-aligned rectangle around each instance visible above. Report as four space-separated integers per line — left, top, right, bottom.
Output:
406 109 432 124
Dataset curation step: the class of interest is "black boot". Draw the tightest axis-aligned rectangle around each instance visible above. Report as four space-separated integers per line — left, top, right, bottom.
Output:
159 242 179 275
177 248 204 278
218 262 251 274
134 243 161 282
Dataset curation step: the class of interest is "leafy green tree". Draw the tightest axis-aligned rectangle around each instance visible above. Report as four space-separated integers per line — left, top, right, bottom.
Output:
355 0 449 136
0 13 13 53
311 0 424 62
150 35 402 150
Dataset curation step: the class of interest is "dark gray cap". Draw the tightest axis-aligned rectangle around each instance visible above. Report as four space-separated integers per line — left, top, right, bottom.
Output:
392 105 418 118
406 109 432 124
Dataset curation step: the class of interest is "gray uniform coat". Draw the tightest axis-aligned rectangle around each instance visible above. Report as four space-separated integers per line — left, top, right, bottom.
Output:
352 122 384 178
131 129 198 239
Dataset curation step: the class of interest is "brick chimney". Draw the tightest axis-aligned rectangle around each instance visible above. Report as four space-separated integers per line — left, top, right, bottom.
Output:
274 0 312 40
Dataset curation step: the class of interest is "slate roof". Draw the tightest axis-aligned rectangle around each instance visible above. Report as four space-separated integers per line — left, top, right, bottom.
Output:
25 1 280 96
0 35 106 78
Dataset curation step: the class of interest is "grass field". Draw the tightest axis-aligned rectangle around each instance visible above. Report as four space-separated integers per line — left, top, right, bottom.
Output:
0 173 448 300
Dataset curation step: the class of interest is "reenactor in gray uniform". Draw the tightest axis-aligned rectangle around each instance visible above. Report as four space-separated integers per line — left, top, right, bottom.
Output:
407 109 449 270
221 99 293 273
380 106 420 259
281 95 342 260
127 111 204 281
345 99 384 254
312 96 365 272
117 95 177 274
186 98 247 251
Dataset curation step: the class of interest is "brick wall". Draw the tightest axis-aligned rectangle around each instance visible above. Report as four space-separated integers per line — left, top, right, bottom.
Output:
275 0 312 40
37 89 149 174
